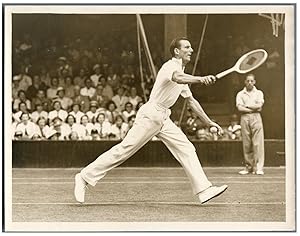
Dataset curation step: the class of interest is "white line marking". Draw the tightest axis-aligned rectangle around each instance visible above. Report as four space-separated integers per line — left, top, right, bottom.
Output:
12 201 286 206
12 167 285 171
12 181 285 185
12 176 285 180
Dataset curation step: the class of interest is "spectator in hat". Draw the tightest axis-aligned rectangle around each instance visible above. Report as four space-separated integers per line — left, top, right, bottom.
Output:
226 114 242 140
99 76 114 100
13 90 31 112
46 129 61 141
31 103 48 124
57 56 72 78
90 64 103 87
48 100 68 125
15 112 38 140
55 87 73 111
12 74 24 100
69 103 85 124
86 101 100 123
47 77 60 100
80 78 96 99
72 85 90 113
94 112 112 140
49 117 68 140
12 65 32 92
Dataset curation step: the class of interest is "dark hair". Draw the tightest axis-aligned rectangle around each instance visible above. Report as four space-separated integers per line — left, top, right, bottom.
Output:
66 114 76 123
106 100 116 110
169 37 189 57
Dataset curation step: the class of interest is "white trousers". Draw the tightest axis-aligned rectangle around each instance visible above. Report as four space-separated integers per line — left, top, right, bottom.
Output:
240 113 265 172
81 102 212 195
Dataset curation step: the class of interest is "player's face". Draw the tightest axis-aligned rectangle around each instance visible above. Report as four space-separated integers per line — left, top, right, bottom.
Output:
177 40 193 64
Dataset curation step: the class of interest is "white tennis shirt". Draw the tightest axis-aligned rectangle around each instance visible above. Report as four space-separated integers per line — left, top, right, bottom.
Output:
149 57 192 109
236 86 264 108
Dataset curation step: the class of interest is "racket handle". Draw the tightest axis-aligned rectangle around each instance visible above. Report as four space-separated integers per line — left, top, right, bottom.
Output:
216 67 235 79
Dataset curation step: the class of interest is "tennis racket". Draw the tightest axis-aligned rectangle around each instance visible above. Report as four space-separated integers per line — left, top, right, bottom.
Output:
215 49 268 79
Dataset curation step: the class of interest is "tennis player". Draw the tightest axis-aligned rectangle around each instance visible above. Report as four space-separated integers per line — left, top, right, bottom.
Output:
74 37 228 204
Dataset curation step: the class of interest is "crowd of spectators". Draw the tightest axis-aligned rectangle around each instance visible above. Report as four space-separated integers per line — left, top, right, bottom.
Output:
12 33 244 141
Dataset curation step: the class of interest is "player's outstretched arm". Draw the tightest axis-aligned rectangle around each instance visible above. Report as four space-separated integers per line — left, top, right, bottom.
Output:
172 71 216 85
186 96 223 135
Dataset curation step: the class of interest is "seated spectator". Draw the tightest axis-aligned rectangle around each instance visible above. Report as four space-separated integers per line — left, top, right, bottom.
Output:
94 113 112 140
122 102 136 123
39 66 51 87
57 56 72 78
26 74 48 100
48 101 68 125
31 89 52 112
15 112 38 140
72 85 90 113
31 133 43 140
65 114 86 139
90 128 101 140
31 103 48 123
80 78 96 99
105 100 120 124
112 86 129 113
73 68 87 88
12 116 19 139
80 115 94 140
127 115 136 129
68 131 80 141
64 76 75 98
13 102 30 123
12 75 23 100
91 84 109 109
13 90 31 112
183 108 204 138
49 117 69 140
46 129 62 141
99 76 114 100
106 65 120 92
110 115 128 140
36 117 51 139
86 101 100 123
69 103 85 124
195 128 211 141
136 101 144 112
47 77 60 100
226 114 242 140
90 64 103 87
12 65 32 92
54 87 73 111
128 86 142 110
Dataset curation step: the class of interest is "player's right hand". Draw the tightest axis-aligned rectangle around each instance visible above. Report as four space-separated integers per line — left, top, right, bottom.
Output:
201 75 216 85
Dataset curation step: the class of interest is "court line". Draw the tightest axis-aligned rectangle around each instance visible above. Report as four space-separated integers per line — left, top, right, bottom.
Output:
12 167 286 170
12 201 286 206
12 176 285 180
12 181 285 184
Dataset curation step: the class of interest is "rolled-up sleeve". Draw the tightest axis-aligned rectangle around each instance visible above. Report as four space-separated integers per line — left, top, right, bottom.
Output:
181 84 193 98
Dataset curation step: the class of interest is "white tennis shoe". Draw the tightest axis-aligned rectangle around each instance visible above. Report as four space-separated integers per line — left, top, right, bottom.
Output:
74 173 87 203
198 185 228 204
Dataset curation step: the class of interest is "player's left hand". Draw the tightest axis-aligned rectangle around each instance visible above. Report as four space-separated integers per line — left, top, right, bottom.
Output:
208 122 223 136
